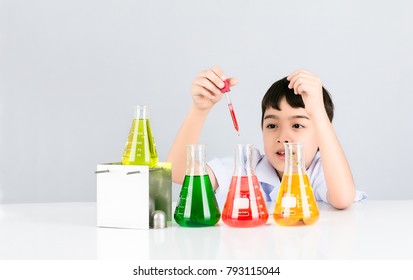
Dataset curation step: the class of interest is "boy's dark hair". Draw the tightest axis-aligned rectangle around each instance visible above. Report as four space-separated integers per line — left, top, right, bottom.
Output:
261 77 334 127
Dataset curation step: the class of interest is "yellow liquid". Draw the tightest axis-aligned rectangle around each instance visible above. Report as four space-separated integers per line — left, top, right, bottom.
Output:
273 173 319 226
121 118 158 167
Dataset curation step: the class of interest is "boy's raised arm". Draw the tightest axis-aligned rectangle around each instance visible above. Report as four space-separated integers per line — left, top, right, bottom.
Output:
166 66 238 187
287 69 355 209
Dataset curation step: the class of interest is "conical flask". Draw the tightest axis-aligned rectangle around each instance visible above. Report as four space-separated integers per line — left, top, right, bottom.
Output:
222 144 269 227
121 105 158 167
174 144 221 227
273 143 319 226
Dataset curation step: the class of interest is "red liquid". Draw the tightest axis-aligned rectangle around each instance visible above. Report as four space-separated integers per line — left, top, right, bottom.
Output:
222 176 269 227
228 104 239 134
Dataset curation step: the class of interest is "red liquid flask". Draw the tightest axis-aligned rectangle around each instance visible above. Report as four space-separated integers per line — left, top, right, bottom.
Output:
222 144 269 227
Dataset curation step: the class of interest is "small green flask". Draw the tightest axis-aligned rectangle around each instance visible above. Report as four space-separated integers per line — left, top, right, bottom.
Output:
174 144 221 227
121 105 158 167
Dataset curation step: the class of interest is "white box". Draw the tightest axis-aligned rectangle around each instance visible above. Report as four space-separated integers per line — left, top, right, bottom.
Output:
96 162 172 229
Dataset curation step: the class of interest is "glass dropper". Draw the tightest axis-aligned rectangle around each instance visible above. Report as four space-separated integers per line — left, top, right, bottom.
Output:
221 80 240 136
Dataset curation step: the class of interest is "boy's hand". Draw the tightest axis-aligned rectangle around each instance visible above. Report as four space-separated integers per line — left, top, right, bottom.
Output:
287 69 325 119
190 66 238 111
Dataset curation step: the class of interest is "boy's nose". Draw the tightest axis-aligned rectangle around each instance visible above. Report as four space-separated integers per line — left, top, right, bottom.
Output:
276 130 291 143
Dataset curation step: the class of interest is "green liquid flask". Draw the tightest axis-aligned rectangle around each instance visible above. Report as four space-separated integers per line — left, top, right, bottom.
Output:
174 144 221 227
121 105 158 167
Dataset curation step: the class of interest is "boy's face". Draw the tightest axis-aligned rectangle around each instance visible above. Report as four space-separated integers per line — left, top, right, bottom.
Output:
261 97 319 178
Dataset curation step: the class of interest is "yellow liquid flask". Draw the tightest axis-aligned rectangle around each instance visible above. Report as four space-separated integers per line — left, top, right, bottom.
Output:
273 143 319 226
121 105 158 167
174 144 221 227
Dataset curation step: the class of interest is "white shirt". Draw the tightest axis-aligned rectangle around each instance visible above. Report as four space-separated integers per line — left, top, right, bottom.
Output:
208 148 367 207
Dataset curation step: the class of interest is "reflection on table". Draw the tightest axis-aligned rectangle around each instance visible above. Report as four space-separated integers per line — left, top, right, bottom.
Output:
1 201 412 259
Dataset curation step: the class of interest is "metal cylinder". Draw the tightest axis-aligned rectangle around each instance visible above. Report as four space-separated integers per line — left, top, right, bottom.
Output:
151 210 166 229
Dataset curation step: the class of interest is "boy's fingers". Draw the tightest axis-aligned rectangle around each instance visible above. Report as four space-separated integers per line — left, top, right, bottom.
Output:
287 68 312 80
198 66 229 88
228 77 238 87
288 72 314 89
293 79 320 96
196 66 237 94
193 76 222 96
191 83 216 100
205 69 225 90
288 75 304 90
210 66 226 81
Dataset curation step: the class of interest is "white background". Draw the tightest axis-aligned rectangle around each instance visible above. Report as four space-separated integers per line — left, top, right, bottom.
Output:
1 0 412 203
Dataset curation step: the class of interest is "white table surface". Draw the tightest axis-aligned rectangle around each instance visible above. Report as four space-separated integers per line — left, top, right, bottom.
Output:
0 200 412 260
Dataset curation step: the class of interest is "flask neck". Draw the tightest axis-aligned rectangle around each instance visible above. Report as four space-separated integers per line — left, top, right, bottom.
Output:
283 143 306 175
134 105 149 119
186 144 208 176
233 144 256 177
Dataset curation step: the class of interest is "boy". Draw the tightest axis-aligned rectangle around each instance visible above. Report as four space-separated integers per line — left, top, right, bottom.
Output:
167 66 366 209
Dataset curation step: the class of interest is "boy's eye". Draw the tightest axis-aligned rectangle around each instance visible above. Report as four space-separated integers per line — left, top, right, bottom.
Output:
266 124 277 129
292 124 304 129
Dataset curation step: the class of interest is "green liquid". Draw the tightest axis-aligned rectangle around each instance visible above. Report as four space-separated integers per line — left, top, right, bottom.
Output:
121 118 158 167
174 175 221 227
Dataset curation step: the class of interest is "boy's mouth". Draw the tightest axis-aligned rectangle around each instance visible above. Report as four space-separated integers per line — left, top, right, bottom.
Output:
276 150 285 159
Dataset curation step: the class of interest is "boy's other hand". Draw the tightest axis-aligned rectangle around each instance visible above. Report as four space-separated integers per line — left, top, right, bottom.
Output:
287 69 325 119
190 66 238 111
